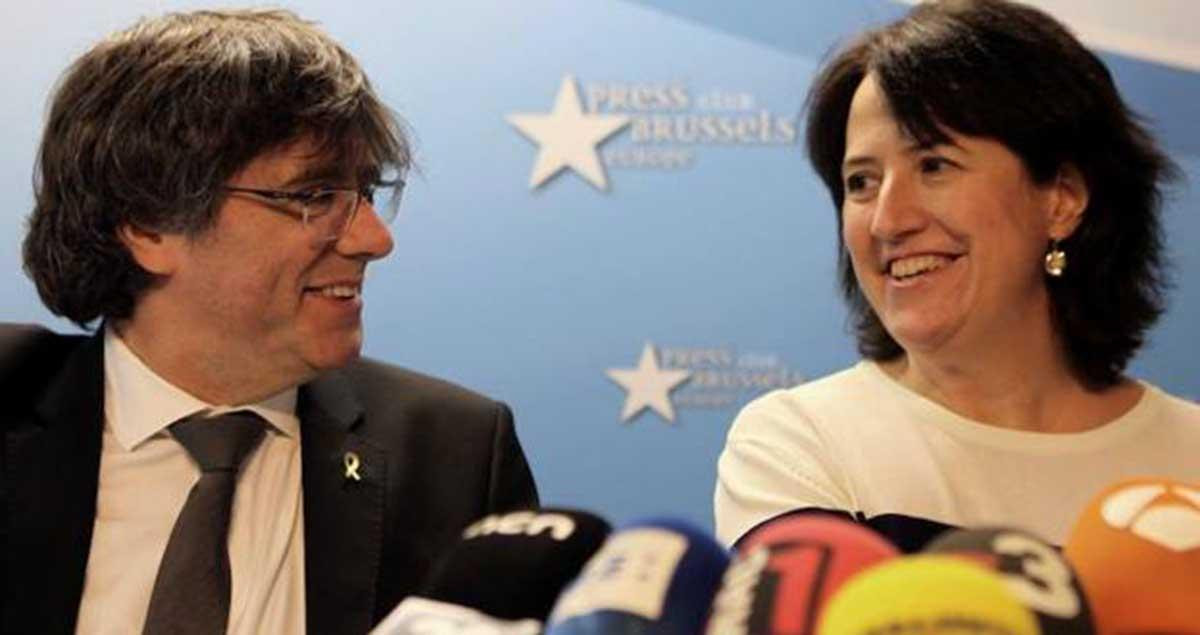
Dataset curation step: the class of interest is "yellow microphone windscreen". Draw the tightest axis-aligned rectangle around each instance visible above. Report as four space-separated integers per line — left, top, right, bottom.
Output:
817 555 1040 635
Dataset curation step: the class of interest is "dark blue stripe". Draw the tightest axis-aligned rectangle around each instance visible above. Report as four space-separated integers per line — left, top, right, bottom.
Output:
733 507 958 554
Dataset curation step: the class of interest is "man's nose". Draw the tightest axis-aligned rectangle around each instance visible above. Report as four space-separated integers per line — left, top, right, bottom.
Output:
335 200 394 261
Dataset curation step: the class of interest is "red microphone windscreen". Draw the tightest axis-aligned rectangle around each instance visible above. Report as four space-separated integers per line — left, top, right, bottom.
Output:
1064 477 1200 635
705 513 899 634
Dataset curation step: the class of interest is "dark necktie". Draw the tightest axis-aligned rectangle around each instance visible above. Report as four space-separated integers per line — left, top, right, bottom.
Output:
142 411 267 635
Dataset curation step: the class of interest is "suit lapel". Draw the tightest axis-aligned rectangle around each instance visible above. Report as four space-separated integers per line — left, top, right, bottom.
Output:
299 369 388 635
6 332 104 633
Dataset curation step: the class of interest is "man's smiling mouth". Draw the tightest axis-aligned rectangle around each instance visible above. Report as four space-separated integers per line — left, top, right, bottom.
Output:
304 283 361 299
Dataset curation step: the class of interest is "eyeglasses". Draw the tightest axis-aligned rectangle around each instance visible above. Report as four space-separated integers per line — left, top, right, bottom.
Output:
223 174 405 243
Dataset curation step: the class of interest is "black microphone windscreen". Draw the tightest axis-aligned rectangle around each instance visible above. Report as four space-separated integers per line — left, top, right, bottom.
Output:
420 508 612 621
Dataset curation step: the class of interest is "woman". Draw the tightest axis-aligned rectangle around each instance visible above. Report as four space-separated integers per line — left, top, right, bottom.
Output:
714 0 1200 552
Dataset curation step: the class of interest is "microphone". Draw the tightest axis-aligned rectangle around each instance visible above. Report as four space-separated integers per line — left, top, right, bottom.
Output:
1063 477 1200 635
418 508 612 622
926 527 1095 634
368 597 541 635
546 517 730 635
816 555 1039 635
705 512 899 635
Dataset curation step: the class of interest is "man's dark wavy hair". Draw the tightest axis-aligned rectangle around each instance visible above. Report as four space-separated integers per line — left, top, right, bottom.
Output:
805 0 1177 387
24 9 410 328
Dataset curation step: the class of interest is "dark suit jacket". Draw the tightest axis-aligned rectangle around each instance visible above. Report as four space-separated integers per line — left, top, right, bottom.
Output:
0 323 539 634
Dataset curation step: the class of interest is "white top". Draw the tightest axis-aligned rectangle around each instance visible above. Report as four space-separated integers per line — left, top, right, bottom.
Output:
75 328 307 634
714 361 1200 548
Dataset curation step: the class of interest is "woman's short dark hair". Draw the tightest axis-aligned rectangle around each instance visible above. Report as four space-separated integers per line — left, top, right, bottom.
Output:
24 9 410 328
805 0 1177 387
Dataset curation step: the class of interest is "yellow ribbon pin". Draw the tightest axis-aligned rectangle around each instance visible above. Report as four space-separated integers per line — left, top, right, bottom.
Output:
343 451 362 482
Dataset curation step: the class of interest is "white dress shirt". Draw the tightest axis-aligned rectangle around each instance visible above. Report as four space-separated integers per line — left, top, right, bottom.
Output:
75 328 307 634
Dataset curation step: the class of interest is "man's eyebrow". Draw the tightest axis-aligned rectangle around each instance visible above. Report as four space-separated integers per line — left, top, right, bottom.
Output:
278 162 353 189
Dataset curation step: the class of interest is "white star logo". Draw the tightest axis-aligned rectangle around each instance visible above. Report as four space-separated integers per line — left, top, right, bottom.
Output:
507 75 630 191
606 343 692 424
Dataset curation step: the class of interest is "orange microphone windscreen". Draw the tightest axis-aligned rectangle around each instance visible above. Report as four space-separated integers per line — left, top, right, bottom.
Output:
1064 476 1200 634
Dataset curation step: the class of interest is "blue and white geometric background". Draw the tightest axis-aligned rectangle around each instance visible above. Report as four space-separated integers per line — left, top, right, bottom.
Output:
2 1 1196 530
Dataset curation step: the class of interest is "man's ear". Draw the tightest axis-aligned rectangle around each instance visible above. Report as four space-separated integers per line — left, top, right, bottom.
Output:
117 223 183 275
1047 163 1089 240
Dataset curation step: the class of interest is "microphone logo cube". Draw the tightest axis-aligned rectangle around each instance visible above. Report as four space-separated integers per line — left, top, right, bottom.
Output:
1100 484 1200 552
549 528 687 622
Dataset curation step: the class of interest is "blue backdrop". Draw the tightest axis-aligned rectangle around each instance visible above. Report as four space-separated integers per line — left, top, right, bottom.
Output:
2 0 1196 531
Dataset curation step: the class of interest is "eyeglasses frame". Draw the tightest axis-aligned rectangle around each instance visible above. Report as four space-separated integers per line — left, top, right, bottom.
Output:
222 177 405 243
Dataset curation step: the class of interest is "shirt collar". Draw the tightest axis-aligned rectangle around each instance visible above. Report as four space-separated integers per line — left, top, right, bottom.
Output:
104 326 299 451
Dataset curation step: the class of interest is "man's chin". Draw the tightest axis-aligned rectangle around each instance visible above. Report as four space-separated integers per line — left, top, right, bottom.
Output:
303 337 364 373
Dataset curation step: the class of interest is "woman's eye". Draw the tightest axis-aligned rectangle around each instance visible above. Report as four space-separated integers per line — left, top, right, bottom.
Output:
919 156 953 174
844 173 876 194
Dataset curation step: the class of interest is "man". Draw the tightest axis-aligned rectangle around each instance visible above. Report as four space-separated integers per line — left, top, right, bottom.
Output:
2 10 537 634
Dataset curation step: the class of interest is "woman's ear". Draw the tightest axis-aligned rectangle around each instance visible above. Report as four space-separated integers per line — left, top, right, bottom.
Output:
1047 163 1089 240
117 223 182 275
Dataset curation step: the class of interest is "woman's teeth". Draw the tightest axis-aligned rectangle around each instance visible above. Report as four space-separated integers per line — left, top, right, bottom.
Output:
889 255 953 279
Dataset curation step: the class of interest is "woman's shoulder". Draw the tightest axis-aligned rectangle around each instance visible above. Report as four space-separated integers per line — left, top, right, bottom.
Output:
1100 381 1200 453
1146 384 1200 427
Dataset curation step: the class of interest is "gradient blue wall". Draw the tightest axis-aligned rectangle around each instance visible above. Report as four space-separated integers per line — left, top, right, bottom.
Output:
2 1 1196 530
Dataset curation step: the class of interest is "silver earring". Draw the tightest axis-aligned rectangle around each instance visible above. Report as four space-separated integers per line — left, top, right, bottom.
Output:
1044 240 1067 277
